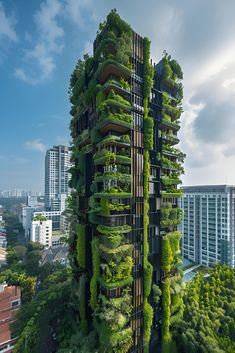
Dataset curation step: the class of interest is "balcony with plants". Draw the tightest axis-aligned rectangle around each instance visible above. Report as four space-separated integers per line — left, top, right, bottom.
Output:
162 53 183 101
162 91 182 120
97 133 131 149
93 148 131 166
95 90 133 133
98 89 132 113
161 155 184 173
93 12 132 90
161 130 179 146
160 113 180 131
102 77 131 97
160 204 183 227
162 145 185 162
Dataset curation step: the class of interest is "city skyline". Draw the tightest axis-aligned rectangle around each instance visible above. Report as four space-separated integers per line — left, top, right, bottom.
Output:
2 0 235 190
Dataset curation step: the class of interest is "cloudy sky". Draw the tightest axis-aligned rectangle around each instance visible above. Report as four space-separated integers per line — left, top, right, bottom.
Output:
1 0 235 191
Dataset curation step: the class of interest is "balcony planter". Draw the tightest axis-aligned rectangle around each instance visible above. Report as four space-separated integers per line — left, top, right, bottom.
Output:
102 80 131 97
94 192 132 198
94 59 132 84
161 177 182 186
97 224 132 235
97 275 133 290
161 191 183 198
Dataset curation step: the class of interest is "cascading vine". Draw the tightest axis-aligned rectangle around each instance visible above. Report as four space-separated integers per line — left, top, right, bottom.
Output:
160 52 185 353
143 37 154 352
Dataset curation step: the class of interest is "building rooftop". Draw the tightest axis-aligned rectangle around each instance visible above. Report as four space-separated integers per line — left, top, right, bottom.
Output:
182 184 235 193
40 243 69 266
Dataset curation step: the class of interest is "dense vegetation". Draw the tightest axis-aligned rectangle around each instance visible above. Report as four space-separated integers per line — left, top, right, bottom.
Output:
3 212 24 246
174 265 235 353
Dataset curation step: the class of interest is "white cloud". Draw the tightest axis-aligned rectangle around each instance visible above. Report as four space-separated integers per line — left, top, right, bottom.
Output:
15 0 64 84
64 0 93 28
24 139 46 152
0 2 18 42
34 0 64 51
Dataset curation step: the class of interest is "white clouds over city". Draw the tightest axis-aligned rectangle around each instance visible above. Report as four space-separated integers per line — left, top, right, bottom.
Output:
24 139 46 152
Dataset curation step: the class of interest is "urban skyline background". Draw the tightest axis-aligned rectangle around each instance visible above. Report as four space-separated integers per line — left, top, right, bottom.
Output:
1 0 235 190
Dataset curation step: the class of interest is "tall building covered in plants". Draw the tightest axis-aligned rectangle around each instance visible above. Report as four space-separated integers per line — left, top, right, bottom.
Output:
69 9 185 353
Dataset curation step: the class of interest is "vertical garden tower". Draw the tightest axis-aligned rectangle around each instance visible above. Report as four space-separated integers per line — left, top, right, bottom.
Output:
69 9 185 353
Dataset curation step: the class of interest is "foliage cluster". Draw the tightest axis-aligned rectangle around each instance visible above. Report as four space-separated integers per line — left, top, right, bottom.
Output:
174 265 235 353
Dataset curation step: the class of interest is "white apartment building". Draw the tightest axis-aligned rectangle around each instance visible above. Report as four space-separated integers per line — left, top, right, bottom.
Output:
22 206 44 240
45 145 71 212
31 218 52 247
33 210 61 230
180 185 235 269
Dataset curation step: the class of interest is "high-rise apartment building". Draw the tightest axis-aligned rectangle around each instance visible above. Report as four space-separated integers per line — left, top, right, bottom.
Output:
69 10 184 353
180 185 235 269
45 145 71 211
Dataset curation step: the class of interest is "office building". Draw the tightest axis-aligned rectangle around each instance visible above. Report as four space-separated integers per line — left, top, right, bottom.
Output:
180 185 235 269
45 145 71 212
68 10 184 353
0 284 21 353
31 216 52 247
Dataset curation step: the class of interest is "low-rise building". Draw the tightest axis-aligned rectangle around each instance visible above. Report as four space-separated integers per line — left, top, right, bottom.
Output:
0 283 21 353
40 243 69 267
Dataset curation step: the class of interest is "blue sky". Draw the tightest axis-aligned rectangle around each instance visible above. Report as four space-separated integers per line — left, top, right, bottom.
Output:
1 0 235 191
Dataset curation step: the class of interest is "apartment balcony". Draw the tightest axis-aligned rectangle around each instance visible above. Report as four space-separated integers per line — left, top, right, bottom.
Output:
162 134 179 146
95 59 132 84
96 117 132 134
162 103 181 121
94 191 132 199
102 80 131 98
76 128 90 147
162 79 177 98
160 117 180 132
94 152 131 166
98 214 132 227
97 135 131 148
162 149 185 162
161 190 183 199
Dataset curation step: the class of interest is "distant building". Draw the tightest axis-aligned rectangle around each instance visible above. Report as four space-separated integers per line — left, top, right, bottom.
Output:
40 243 69 267
0 205 3 222
31 217 52 247
45 145 71 212
33 210 61 230
180 185 235 268
60 212 70 237
22 205 44 240
0 190 42 198
27 196 38 207
0 284 21 353
51 231 66 247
